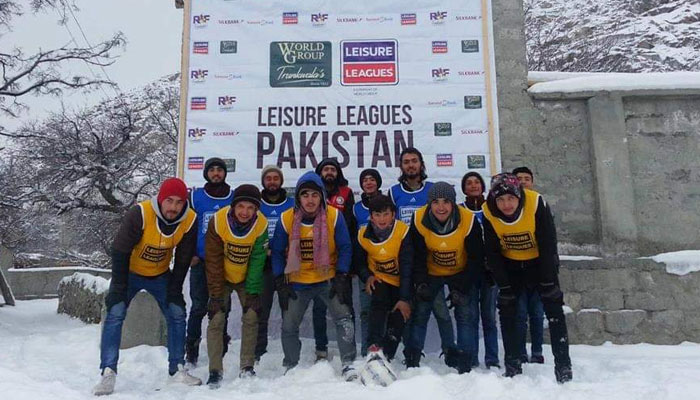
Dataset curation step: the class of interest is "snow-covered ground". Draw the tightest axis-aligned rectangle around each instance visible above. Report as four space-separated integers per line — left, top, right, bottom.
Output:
2 300 699 399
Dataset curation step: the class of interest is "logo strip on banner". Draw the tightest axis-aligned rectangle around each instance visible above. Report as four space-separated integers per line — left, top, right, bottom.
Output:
341 39 398 86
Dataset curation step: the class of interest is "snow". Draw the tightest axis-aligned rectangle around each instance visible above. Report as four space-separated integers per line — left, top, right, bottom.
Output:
3 299 700 399
645 250 700 276
60 272 110 295
9 267 109 273
529 72 700 94
559 255 602 261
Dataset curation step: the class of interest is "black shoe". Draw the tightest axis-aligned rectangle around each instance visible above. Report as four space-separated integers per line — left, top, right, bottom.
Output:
485 361 501 369
456 350 472 374
440 347 459 369
555 364 573 383
239 366 256 378
207 371 223 389
503 360 523 378
222 334 232 357
185 338 200 366
530 355 545 364
403 347 422 368
520 355 529 364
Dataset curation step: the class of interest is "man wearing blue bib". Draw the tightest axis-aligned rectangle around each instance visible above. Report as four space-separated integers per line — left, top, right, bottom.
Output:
185 158 235 366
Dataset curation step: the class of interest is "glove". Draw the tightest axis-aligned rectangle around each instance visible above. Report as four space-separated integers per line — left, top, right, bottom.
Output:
105 286 127 311
243 294 261 314
275 275 297 312
167 292 186 308
447 289 468 309
207 297 225 319
415 282 432 302
329 273 352 306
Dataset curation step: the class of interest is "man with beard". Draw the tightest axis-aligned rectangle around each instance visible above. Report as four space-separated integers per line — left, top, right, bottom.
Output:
389 148 458 368
255 165 295 361
271 171 357 380
93 178 201 396
185 158 235 367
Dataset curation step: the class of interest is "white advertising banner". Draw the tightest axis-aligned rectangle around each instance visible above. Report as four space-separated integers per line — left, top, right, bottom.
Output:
178 0 500 192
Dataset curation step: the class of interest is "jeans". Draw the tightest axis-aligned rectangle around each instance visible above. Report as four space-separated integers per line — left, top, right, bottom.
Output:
517 287 544 358
256 266 280 358
406 285 457 351
367 282 405 360
100 272 186 374
359 281 372 356
410 277 470 354
281 282 356 367
312 298 329 351
467 277 499 365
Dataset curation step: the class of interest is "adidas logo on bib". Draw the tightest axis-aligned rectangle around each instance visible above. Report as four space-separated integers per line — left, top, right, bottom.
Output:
410 197 416 203
440 242 447 248
379 248 387 255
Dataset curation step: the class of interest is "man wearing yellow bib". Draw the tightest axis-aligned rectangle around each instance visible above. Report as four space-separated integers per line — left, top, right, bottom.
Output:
482 173 572 383
204 184 268 388
93 178 201 396
355 194 413 362
408 182 485 374
270 171 356 381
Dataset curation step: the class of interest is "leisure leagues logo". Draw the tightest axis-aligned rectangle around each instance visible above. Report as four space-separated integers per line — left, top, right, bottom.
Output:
341 40 398 86
283 12 298 24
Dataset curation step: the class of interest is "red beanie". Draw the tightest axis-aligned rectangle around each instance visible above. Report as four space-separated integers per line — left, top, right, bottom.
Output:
157 177 188 204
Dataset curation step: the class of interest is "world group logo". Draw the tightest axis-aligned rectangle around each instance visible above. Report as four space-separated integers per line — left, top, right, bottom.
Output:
188 157 204 170
467 155 486 169
283 12 298 24
432 41 448 54
436 153 453 167
220 41 237 54
193 41 209 54
188 128 206 141
311 13 328 25
190 69 208 83
192 14 210 27
434 122 452 136
218 96 237 111
190 97 207 110
464 95 483 109
431 67 450 81
430 11 447 24
341 39 398 86
401 13 416 25
269 41 332 87
462 40 479 53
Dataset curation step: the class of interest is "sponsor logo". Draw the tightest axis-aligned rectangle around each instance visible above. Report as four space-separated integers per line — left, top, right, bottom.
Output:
461 128 485 135
432 67 450 81
225 243 251 264
300 238 314 260
188 156 204 169
220 40 237 54
434 122 452 136
140 245 169 263
427 99 458 107
464 95 483 109
190 69 208 82
213 130 239 137
188 128 206 141
401 13 416 25
336 17 362 23
467 155 486 169
365 16 394 23
399 206 418 224
432 250 457 267
341 39 398 86
502 232 535 251
218 18 243 25
283 12 298 24
436 153 453 167
192 14 210 27
213 72 243 80
335 196 345 205
311 13 328 25
217 96 236 111
190 97 207 110
270 41 332 87
376 259 399 276
456 15 480 21
430 11 447 24
193 41 209 54
432 41 448 54
462 40 479 53
222 158 236 172
246 19 274 25
458 70 484 77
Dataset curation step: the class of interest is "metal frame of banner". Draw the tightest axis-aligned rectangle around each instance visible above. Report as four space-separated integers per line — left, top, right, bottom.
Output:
481 0 500 177
176 0 193 179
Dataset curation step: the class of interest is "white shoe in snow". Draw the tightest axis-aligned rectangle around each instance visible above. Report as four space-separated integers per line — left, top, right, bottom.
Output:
341 365 359 382
93 367 116 396
169 364 202 386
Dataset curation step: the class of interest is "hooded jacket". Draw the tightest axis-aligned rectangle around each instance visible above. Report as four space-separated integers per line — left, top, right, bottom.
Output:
315 158 355 221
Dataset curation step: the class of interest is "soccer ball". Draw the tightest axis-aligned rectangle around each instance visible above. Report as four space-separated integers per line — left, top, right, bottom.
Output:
360 350 398 387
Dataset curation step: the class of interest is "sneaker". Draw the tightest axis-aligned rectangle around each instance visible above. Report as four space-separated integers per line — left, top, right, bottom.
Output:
341 365 359 382
185 338 200 367
92 367 116 396
170 364 202 386
207 370 223 389
530 355 545 364
456 350 472 375
239 367 256 378
315 349 329 362
403 347 422 368
555 365 573 383
520 355 529 364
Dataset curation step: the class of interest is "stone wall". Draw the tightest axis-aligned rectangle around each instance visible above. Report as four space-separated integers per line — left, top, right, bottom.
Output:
554 258 700 345
5 267 111 300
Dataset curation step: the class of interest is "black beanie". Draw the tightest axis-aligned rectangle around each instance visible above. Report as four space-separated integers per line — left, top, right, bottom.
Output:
461 171 486 195
231 184 261 208
359 168 382 191
203 157 227 183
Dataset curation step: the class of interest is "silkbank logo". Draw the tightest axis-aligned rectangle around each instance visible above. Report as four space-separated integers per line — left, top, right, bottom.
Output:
341 39 398 86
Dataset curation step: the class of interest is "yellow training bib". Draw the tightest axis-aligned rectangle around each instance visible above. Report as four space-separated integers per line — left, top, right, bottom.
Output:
280 206 338 284
357 221 409 287
129 199 197 277
214 207 268 284
414 206 475 276
482 189 541 261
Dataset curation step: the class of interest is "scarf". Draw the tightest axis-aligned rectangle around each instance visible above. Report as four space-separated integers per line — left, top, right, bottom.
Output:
204 182 231 198
371 221 394 242
463 194 485 211
285 206 330 275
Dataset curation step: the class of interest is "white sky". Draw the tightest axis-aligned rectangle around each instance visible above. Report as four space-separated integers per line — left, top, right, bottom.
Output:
1 0 183 130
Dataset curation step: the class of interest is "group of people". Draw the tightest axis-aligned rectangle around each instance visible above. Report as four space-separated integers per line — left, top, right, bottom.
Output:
93 147 573 396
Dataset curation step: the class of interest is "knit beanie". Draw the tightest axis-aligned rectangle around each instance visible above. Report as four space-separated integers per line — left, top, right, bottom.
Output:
490 173 522 199
203 157 227 183
157 177 188 204
359 168 382 191
261 164 284 187
231 184 261 208
461 171 486 195
427 181 456 204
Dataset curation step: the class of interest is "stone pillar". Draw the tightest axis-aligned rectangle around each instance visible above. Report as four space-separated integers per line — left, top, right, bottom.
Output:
119 291 168 349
